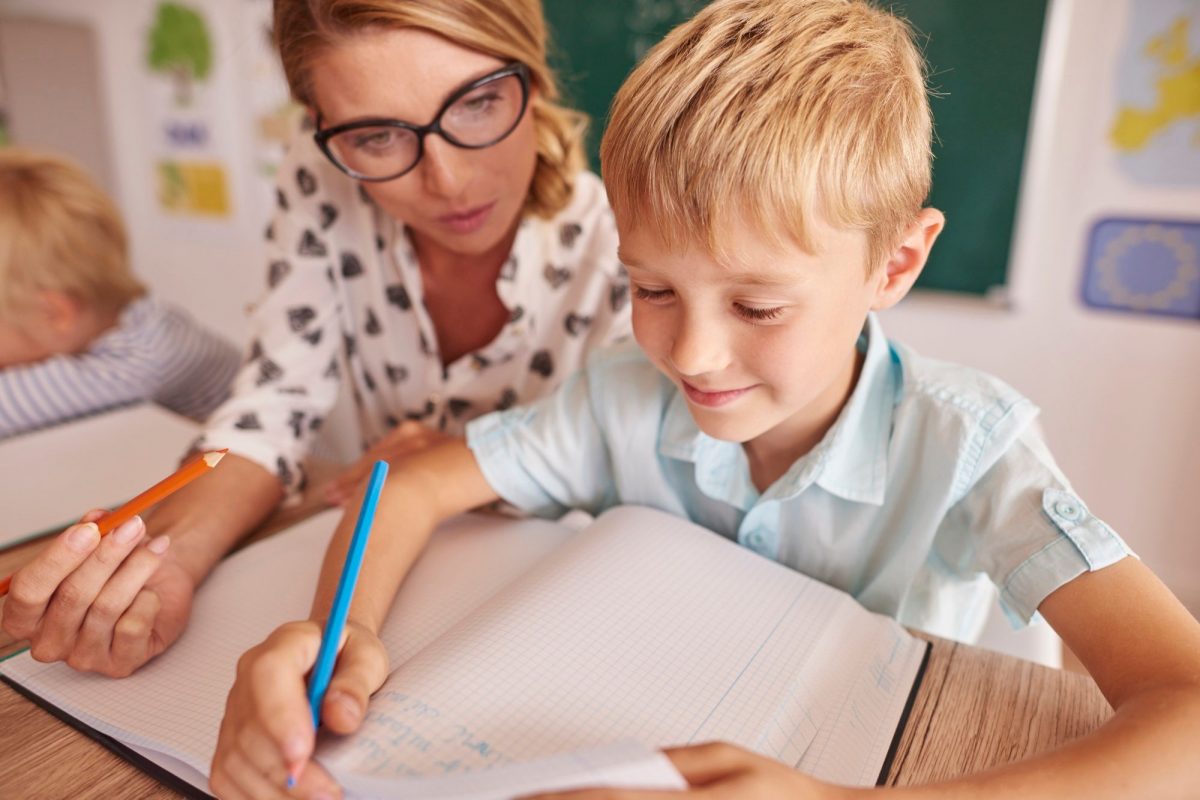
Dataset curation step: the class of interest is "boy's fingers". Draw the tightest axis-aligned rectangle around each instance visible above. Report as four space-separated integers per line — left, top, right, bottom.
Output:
219 744 289 800
320 633 389 734
246 623 323 765
663 742 750 785
293 756 344 799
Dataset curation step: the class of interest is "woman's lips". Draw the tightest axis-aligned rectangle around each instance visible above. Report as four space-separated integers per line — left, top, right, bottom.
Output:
681 380 754 407
437 201 496 234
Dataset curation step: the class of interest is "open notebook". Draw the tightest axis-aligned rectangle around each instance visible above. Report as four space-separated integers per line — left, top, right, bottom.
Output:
0 505 928 798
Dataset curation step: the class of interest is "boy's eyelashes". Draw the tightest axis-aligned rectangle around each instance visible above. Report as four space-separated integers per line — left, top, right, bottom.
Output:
733 303 784 321
631 285 786 322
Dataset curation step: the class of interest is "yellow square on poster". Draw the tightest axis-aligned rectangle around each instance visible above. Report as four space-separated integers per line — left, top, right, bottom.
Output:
156 160 230 216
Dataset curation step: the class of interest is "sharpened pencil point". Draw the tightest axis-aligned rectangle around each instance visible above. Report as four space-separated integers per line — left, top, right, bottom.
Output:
202 448 229 467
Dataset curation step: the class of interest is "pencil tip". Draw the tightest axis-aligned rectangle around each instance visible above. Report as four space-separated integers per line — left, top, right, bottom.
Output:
203 449 229 467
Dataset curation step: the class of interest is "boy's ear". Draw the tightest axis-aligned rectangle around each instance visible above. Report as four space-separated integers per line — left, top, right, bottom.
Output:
870 208 945 310
36 290 85 334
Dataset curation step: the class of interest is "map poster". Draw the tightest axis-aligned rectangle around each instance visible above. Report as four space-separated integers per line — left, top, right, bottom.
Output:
1077 0 1199 321
1109 1 1200 186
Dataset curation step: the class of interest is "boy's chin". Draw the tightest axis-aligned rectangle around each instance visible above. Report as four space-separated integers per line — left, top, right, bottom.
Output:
684 407 765 444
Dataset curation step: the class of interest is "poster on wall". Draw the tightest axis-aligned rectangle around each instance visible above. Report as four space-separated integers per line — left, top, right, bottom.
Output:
239 0 305 221
1079 0 1199 321
144 1 234 219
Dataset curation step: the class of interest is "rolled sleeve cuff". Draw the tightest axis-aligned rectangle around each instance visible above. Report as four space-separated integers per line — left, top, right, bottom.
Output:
999 488 1135 626
466 409 569 520
197 429 306 503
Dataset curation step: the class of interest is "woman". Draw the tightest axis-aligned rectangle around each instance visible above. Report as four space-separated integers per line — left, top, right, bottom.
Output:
0 0 629 684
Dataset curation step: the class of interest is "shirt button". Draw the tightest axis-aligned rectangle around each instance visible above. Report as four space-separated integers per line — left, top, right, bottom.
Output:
1054 500 1081 521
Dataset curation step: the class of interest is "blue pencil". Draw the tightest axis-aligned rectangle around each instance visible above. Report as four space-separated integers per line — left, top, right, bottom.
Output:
290 459 389 787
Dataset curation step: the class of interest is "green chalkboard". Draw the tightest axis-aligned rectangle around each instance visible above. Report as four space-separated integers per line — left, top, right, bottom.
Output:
543 0 1049 297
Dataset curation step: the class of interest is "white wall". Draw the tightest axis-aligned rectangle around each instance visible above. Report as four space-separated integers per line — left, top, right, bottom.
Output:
0 0 270 338
882 0 1200 614
2 0 1197 612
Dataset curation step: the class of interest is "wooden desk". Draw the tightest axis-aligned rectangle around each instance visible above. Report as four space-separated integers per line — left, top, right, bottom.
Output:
0 507 1114 797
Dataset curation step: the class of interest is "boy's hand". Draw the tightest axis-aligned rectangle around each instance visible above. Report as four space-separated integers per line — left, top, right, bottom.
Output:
525 742 855 800
323 421 450 506
0 509 191 678
210 619 389 800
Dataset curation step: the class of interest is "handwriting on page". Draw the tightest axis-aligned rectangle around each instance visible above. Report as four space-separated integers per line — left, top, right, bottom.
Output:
347 690 513 777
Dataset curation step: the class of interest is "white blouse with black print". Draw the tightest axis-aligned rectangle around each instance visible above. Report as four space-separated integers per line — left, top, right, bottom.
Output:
198 134 632 496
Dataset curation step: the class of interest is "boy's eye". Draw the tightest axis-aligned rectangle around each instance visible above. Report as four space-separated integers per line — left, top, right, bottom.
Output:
734 303 784 321
633 286 674 302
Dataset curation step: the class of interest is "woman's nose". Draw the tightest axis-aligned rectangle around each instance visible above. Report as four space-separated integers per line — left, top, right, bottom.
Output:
419 135 470 199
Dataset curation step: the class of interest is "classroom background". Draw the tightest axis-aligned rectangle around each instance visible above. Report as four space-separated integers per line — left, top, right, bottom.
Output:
0 0 1197 628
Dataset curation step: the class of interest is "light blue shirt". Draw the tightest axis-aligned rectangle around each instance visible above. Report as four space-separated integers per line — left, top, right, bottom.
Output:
466 314 1132 642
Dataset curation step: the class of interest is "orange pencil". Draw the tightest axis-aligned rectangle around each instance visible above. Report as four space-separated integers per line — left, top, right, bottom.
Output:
0 449 228 598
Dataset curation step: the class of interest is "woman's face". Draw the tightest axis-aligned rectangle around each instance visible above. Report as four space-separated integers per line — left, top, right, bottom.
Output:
309 28 539 259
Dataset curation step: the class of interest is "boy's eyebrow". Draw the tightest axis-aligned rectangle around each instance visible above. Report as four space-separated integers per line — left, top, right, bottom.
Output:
723 271 800 288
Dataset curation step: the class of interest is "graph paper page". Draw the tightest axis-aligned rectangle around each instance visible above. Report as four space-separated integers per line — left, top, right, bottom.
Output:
1 505 923 791
323 506 923 785
0 508 572 781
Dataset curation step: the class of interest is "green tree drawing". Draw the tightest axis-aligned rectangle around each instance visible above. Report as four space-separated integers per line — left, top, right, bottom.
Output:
146 2 212 107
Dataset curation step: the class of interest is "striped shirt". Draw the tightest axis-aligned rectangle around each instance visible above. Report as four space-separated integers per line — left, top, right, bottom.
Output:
0 296 241 439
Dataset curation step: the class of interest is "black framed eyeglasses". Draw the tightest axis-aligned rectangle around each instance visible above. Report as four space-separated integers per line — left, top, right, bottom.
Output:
314 62 531 182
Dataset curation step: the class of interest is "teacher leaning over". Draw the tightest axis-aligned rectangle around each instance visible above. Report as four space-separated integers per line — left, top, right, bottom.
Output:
0 0 631 677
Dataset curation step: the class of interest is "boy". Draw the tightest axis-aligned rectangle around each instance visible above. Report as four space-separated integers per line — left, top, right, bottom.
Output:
212 1 1200 797
0 149 240 437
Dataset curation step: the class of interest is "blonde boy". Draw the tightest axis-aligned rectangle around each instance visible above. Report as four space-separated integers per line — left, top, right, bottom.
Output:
213 1 1200 798
0 149 240 436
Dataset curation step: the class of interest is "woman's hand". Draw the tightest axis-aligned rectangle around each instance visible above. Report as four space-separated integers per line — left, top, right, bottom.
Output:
323 421 451 506
0 509 190 678
210 619 389 800
525 742 855 800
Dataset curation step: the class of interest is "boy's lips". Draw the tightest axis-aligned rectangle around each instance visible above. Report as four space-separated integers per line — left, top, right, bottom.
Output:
681 379 755 407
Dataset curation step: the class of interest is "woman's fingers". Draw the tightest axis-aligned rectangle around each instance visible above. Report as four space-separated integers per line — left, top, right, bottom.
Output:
2 522 102 641
70 535 170 670
325 422 448 505
31 517 147 661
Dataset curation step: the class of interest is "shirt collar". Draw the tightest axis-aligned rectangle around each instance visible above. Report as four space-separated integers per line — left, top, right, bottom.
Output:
658 313 898 507
807 312 897 505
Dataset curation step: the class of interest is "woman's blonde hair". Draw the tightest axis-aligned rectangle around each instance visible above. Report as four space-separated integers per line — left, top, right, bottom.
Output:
601 0 932 272
0 148 143 317
274 0 586 219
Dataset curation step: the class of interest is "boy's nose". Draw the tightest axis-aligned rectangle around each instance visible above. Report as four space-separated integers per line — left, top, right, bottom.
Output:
419 136 470 200
668 313 730 378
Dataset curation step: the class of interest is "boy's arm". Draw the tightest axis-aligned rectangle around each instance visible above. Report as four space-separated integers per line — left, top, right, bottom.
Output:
0 346 158 438
210 438 497 796
310 437 499 632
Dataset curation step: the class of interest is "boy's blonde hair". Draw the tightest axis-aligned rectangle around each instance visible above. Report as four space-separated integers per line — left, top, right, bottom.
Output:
601 0 932 272
274 0 586 219
0 149 143 317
